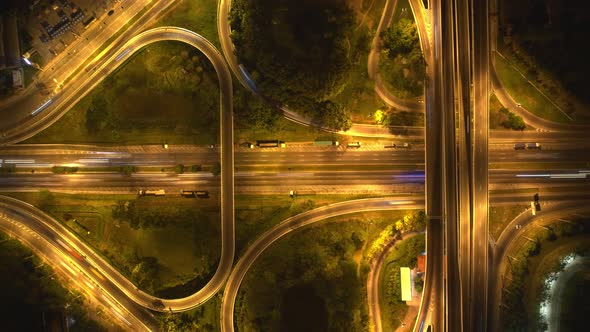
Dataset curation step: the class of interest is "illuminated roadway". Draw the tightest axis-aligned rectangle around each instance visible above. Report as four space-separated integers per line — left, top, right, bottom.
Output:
0 0 588 330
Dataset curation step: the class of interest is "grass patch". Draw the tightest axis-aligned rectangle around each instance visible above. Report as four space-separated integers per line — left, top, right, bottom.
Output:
489 204 528 240
25 41 220 145
234 194 401 258
0 232 110 331
524 235 590 331
155 0 220 49
500 218 590 331
378 0 425 100
332 44 383 125
3 191 221 297
494 53 570 123
559 267 590 331
157 293 221 330
235 211 413 331
379 234 425 331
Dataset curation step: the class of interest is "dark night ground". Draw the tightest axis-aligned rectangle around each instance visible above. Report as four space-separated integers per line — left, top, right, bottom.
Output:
280 284 328 332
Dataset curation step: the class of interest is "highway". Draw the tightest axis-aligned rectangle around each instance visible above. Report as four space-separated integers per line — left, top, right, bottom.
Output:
0 0 587 330
467 0 491 330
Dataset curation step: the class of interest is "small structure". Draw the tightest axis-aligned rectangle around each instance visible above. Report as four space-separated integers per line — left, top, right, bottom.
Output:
417 253 426 274
400 267 412 302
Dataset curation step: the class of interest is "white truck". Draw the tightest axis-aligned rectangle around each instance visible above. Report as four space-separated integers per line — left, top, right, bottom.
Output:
138 189 165 196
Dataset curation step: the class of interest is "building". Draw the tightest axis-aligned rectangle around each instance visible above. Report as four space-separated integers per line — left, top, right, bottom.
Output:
400 267 412 302
417 253 426 274
0 14 21 70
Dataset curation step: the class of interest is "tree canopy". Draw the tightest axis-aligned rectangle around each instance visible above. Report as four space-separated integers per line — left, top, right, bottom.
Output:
230 0 357 130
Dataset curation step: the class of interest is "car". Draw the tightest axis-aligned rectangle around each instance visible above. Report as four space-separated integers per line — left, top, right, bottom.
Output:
515 224 522 229
108 9 115 16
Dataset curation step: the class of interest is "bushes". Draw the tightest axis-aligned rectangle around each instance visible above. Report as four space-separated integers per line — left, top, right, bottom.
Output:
367 211 426 261
51 166 79 174
499 107 526 130
229 0 358 131
120 165 137 176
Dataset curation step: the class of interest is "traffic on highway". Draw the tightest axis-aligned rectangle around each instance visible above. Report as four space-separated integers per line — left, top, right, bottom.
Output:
1 0 589 331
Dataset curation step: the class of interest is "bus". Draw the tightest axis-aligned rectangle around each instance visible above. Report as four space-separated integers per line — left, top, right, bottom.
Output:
256 140 280 148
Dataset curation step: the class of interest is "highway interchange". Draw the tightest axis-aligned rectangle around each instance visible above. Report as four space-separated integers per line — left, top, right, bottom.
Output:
1 0 589 331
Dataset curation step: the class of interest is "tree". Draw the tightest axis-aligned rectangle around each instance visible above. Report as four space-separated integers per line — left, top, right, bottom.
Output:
317 100 351 131
131 256 159 292
120 165 137 176
499 108 525 130
229 0 357 123
173 164 185 174
381 19 420 57
211 163 221 176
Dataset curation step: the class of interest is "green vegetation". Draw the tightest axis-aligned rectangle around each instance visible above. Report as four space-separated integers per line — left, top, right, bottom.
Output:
157 294 221 331
489 93 508 129
379 12 425 99
234 194 402 257
51 166 79 174
120 165 138 176
0 232 107 331
500 219 590 331
498 108 525 130
230 0 371 131
375 108 424 128
499 0 590 119
235 210 418 331
489 205 528 240
236 219 365 331
156 0 220 48
559 265 590 331
379 234 426 331
6 192 220 298
366 211 425 261
494 53 569 123
524 238 590 332
25 41 220 145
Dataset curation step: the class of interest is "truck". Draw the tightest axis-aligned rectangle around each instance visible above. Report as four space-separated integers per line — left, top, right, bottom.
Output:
138 189 165 196
83 16 96 29
257 140 285 148
514 143 526 150
314 140 339 146
180 190 195 197
526 143 541 150
347 141 361 148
